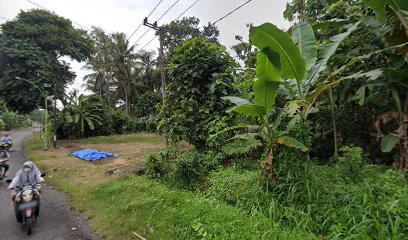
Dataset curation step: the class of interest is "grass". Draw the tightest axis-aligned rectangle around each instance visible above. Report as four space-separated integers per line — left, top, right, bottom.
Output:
77 133 164 145
25 133 312 240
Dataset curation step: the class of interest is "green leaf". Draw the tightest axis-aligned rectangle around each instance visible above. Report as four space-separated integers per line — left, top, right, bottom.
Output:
250 22 306 83
381 135 399 152
85 117 95 130
292 22 317 72
74 114 80 124
222 96 251 106
307 22 360 85
253 51 281 110
308 69 383 101
353 85 367 106
209 124 259 140
276 136 308 152
390 87 402 115
368 0 387 22
223 96 266 117
228 104 266 118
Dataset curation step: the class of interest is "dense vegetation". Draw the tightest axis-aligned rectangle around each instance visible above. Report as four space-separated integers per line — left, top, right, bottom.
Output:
2 0 408 239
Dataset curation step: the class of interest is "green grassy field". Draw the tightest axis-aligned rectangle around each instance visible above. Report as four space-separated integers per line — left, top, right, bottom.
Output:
25 134 309 240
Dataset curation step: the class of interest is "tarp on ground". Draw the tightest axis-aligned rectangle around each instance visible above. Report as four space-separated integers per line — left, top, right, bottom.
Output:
71 149 115 161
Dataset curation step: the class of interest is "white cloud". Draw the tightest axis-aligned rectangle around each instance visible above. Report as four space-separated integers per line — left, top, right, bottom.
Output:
1 0 290 93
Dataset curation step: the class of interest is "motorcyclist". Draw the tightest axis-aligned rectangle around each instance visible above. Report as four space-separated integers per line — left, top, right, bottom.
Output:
0 143 10 179
6 162 45 201
1 133 12 145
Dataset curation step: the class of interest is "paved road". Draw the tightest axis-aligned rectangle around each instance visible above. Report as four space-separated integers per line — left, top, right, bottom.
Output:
0 131 99 240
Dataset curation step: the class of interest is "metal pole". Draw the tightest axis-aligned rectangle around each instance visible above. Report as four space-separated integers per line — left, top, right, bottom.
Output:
44 92 48 150
15 77 48 150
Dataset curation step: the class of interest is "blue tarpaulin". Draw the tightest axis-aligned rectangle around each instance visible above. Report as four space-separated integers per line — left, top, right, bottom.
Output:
71 149 115 161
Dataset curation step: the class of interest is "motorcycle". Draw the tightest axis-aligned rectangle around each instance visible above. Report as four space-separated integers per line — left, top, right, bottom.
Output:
2 141 13 152
6 173 45 236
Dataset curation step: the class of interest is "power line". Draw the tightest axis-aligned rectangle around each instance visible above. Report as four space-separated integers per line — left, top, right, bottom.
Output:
157 0 181 22
175 0 200 20
128 0 164 40
138 0 202 51
132 28 152 47
140 35 158 50
25 0 92 31
130 0 182 48
212 0 253 25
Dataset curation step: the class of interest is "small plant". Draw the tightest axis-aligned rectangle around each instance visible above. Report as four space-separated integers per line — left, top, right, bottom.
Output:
172 150 221 189
220 138 263 158
191 220 212 240
208 168 258 205
145 154 167 179
338 146 365 182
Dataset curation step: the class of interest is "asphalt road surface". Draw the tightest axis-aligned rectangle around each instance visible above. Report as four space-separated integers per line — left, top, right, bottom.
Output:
0 131 99 240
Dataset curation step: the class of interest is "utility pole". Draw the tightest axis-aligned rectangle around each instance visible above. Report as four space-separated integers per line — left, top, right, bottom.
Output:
53 80 57 148
143 18 169 146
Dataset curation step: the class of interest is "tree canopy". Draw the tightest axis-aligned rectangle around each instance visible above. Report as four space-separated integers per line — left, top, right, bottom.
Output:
0 9 92 113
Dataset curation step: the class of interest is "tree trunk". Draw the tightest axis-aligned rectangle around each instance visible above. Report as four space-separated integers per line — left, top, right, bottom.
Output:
329 88 339 157
124 82 129 116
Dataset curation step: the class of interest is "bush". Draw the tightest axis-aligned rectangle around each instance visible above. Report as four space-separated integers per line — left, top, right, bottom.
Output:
145 147 178 179
157 38 238 148
145 154 169 179
110 110 128 134
208 168 258 205
2 111 19 130
123 118 145 133
0 119 4 130
135 91 161 119
172 150 221 189
337 146 365 182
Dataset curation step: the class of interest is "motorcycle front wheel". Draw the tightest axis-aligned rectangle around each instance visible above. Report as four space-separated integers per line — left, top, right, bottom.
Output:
26 218 32 236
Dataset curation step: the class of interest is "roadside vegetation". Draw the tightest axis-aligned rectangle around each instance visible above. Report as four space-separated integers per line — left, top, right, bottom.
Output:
2 0 408 239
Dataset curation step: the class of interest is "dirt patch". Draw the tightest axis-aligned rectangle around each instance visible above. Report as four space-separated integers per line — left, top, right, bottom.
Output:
32 140 163 186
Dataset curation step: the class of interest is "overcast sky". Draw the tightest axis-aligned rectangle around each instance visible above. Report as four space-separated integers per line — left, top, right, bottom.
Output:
0 0 290 93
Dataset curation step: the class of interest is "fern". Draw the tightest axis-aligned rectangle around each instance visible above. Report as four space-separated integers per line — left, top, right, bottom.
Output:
221 138 262 158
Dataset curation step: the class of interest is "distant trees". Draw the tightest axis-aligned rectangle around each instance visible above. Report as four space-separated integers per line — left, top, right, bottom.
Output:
0 9 92 113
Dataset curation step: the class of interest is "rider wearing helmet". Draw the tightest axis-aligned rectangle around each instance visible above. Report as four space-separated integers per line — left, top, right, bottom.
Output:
7 162 45 200
1 133 12 145
0 143 10 179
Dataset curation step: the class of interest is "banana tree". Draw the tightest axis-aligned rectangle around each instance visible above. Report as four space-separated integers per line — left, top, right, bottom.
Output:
217 25 309 178
248 21 362 157
59 94 103 139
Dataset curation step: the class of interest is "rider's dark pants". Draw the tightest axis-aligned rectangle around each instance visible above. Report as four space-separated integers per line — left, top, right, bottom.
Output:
0 162 9 173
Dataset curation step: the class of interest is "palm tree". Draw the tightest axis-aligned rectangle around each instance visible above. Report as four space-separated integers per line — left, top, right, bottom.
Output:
109 32 145 115
135 50 158 91
84 27 114 107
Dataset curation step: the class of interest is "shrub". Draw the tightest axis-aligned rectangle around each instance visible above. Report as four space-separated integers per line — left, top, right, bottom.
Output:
145 147 178 179
157 38 237 148
2 111 19 130
123 118 145 133
135 91 161 119
220 138 263 158
145 154 169 179
172 150 221 189
0 119 4 130
208 168 258 205
110 110 128 134
337 146 365 182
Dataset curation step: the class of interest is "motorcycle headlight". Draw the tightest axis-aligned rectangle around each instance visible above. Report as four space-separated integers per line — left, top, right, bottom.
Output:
22 190 33 202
